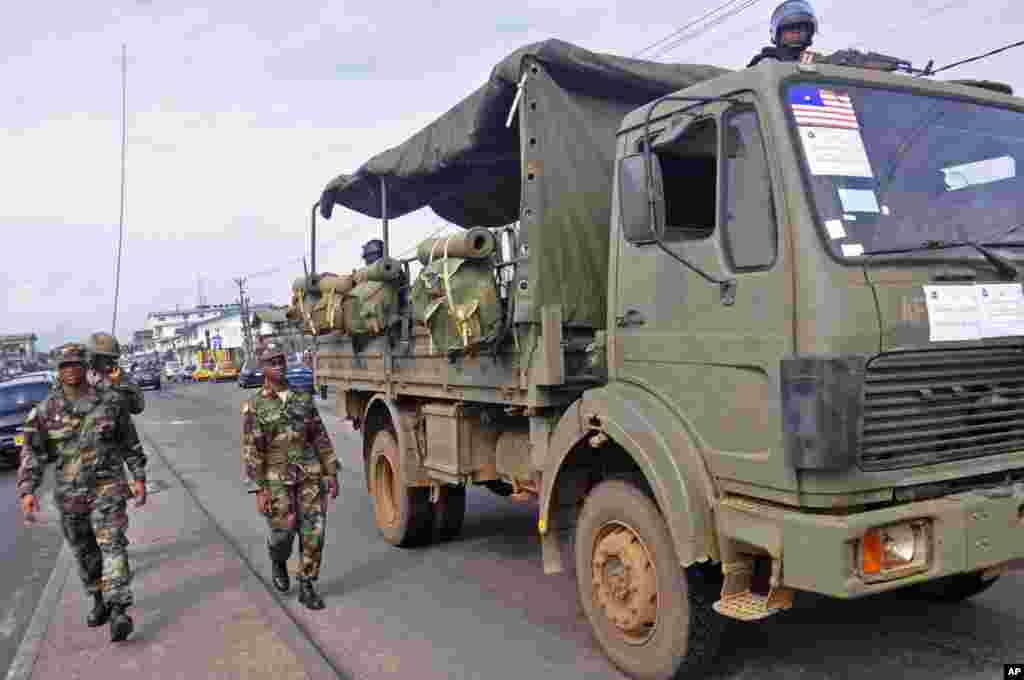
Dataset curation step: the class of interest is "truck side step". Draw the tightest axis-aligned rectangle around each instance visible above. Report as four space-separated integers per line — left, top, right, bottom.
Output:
713 588 793 621
712 557 794 621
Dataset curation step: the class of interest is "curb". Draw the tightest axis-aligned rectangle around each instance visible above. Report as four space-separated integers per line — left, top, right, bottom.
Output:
140 430 346 680
5 542 72 680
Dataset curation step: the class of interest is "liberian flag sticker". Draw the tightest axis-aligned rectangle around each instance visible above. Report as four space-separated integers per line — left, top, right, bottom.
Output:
791 87 873 177
789 86 859 129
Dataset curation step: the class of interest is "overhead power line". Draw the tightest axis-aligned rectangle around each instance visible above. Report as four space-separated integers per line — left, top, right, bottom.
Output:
632 0 750 57
928 38 1024 75
648 0 768 60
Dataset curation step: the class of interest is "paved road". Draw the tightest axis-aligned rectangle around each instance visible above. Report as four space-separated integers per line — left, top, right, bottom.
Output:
135 381 1023 680
0 459 63 677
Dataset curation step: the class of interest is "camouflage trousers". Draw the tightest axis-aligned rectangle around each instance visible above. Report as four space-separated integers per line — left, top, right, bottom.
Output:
59 490 132 608
264 479 327 581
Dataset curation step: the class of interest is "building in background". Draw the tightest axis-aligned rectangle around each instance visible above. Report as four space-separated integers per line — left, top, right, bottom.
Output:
250 307 308 358
0 334 37 357
132 329 155 353
169 303 284 367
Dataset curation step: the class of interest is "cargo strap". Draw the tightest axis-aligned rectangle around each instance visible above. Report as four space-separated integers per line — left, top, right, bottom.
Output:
296 288 318 335
426 235 478 349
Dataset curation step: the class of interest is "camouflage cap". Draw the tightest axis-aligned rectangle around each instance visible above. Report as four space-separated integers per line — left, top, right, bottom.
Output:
57 343 88 366
257 342 287 364
87 331 120 358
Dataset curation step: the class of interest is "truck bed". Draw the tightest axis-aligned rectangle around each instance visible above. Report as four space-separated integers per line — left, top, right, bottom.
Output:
315 324 600 408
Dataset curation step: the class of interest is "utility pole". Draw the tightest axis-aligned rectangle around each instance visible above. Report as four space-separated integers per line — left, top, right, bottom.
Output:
234 276 254 363
111 43 128 336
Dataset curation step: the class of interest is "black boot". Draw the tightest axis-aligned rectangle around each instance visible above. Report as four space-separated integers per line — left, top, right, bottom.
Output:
298 579 325 610
109 605 133 642
271 561 290 593
86 593 109 627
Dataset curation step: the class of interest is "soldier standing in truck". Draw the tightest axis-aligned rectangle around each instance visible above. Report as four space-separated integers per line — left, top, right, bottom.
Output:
748 0 819 67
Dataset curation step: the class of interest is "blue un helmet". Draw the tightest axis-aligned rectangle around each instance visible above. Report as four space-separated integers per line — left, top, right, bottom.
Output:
362 238 384 265
770 0 817 49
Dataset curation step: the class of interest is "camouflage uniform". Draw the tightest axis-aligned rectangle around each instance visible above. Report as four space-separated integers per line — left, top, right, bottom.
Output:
242 387 337 581
89 370 145 415
17 381 146 609
86 332 144 416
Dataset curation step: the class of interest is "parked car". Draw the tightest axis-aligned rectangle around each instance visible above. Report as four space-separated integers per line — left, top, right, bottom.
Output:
285 358 314 393
0 374 53 468
238 360 264 389
131 363 162 390
192 362 214 382
18 370 56 385
213 361 239 382
164 361 182 382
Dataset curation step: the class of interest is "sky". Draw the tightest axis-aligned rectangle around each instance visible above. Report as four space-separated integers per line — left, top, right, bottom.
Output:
3 0 1022 350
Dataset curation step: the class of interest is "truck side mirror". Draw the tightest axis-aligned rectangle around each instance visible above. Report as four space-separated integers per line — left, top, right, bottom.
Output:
619 153 665 244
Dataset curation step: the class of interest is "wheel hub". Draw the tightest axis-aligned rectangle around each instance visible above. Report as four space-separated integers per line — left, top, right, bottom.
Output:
373 454 398 529
592 523 658 643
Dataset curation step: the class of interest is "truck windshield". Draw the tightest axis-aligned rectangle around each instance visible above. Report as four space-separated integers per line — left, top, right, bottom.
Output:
789 83 1024 261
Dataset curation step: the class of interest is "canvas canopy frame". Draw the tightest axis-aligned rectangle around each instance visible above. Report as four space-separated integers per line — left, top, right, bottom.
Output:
318 39 728 329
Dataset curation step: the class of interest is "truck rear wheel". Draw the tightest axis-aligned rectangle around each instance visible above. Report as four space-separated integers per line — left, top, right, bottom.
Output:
433 484 466 542
368 429 434 547
575 480 725 680
908 570 1001 603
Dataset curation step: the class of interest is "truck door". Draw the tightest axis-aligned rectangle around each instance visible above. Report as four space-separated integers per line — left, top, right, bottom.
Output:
611 100 794 474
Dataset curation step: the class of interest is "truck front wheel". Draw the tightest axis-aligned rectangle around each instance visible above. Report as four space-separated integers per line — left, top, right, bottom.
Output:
368 428 434 547
575 480 725 680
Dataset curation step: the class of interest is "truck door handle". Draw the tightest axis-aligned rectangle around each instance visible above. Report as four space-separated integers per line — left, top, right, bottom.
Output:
616 309 646 327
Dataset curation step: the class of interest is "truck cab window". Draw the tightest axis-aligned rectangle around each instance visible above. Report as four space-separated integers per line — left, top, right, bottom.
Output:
655 119 718 241
721 108 777 270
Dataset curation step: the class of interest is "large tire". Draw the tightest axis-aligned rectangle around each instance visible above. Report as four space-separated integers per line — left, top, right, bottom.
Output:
368 428 434 547
433 484 466 542
575 480 726 680
906 571 1001 603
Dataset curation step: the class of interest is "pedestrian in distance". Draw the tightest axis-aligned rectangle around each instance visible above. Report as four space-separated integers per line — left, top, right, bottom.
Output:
748 0 818 67
17 343 148 642
241 341 339 610
86 332 145 415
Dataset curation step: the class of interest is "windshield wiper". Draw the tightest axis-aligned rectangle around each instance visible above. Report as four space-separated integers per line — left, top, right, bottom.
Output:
862 239 1019 280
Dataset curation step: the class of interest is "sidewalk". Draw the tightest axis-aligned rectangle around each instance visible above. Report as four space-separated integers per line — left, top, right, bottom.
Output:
13 448 338 680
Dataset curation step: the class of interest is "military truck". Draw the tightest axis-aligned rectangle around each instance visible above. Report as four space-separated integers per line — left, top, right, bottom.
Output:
291 39 1024 679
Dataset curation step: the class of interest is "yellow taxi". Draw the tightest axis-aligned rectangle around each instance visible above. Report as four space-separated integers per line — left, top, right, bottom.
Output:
192 362 214 382
213 361 239 382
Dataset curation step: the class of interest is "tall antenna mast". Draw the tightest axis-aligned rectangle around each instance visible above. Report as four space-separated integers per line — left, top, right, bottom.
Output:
111 43 128 336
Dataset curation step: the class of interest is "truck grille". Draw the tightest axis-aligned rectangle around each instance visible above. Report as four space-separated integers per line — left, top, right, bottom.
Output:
861 347 1024 470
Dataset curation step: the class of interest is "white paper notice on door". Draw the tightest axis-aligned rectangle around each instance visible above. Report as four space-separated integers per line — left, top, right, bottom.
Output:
977 283 1024 338
922 285 983 342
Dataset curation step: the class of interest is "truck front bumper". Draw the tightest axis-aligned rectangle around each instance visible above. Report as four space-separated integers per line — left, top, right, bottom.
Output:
718 483 1024 598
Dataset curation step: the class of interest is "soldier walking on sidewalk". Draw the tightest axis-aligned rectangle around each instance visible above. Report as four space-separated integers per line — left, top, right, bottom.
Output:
242 341 339 609
86 332 145 415
17 343 148 642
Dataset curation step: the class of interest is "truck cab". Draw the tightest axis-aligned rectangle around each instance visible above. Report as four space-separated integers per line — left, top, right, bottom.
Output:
605 57 1024 603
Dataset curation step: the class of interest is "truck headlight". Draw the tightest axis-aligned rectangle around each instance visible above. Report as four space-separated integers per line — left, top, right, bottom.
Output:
858 520 930 580
780 356 866 470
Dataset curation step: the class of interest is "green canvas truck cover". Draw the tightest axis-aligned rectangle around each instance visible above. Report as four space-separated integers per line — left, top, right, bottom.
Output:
318 39 727 329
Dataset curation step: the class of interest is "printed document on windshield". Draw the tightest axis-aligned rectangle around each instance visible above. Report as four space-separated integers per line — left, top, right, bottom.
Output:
797 127 874 177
